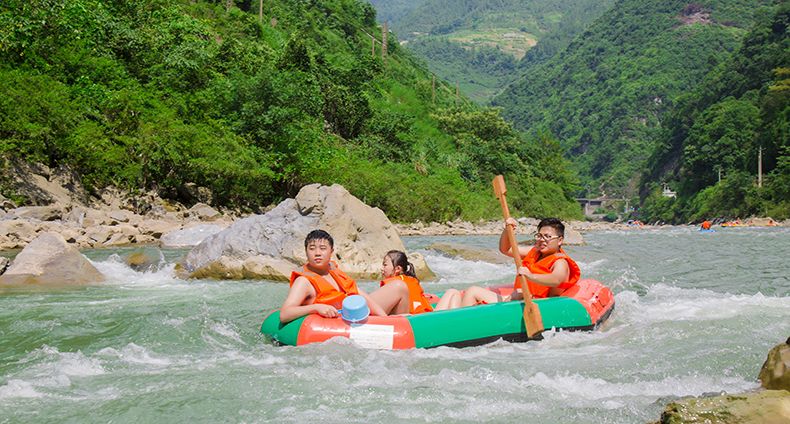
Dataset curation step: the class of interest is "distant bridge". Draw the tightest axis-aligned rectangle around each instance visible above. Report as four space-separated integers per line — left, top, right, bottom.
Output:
576 197 619 216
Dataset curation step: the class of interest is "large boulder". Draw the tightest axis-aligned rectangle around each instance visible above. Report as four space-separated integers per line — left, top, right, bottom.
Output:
0 232 104 285
161 223 227 248
426 242 511 264
179 184 434 281
759 338 790 391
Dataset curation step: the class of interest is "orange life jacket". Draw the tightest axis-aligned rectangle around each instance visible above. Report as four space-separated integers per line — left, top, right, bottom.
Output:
513 247 581 298
380 275 434 314
289 263 359 309
701 221 711 230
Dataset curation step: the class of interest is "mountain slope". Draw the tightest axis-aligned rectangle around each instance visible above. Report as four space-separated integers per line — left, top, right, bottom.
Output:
0 0 582 221
639 3 789 221
369 0 614 102
493 0 776 198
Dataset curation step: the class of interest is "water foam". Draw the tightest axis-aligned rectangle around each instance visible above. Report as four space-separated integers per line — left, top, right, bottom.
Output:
421 252 512 286
96 343 172 367
615 284 790 324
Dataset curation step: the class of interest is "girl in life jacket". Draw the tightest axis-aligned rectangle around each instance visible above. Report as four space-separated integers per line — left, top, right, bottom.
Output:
460 217 580 307
377 250 461 314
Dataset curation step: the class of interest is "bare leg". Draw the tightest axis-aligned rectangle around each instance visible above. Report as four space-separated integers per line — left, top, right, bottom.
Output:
368 280 410 315
460 286 502 307
434 289 461 310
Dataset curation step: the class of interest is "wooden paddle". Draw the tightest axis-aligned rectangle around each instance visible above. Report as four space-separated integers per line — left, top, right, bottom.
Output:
492 175 544 339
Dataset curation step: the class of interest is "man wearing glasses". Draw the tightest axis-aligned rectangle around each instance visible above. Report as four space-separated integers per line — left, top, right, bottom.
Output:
460 217 581 306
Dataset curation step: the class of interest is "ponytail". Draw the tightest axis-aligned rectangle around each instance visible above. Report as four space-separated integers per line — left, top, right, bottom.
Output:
386 250 417 279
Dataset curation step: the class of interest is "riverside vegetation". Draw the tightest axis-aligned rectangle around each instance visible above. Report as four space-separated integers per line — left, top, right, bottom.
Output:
0 0 581 224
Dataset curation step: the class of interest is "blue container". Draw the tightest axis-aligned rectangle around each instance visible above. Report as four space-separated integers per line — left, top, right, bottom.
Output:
340 295 370 323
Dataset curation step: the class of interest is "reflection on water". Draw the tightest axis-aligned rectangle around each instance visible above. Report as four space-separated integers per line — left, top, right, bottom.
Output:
0 227 788 423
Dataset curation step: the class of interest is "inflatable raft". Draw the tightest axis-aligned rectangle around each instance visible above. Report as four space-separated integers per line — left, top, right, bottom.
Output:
261 279 615 349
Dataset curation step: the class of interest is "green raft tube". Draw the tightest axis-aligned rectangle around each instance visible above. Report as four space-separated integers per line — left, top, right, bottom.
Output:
261 279 615 349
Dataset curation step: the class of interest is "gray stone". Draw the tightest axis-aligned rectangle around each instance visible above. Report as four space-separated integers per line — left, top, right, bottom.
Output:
426 242 511 264
188 203 221 221
0 232 104 286
181 183 434 281
8 205 63 221
161 224 227 248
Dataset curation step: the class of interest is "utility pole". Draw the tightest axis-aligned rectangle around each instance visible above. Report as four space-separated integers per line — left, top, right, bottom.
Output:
259 0 263 23
758 146 763 188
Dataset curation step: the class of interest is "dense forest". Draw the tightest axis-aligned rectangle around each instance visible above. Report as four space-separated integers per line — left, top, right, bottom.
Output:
493 0 778 201
368 0 613 102
639 3 789 222
0 0 583 222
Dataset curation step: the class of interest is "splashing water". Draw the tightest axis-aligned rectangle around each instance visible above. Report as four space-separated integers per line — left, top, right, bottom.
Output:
0 228 788 423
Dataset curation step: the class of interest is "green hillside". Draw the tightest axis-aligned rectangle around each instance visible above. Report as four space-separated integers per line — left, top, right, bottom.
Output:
639 3 789 222
493 0 776 199
369 0 613 102
0 0 582 222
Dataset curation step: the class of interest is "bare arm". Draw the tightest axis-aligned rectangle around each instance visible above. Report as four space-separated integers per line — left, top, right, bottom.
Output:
518 259 570 288
357 289 388 317
279 277 338 323
499 217 533 259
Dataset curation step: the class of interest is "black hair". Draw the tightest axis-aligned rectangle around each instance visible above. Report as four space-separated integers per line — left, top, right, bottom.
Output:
537 218 565 237
305 229 334 249
385 250 416 278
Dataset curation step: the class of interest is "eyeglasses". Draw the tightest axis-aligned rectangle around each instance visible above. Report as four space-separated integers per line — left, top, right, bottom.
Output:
534 234 562 242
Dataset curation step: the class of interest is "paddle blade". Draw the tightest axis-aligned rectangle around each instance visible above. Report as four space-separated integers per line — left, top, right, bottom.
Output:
492 175 506 199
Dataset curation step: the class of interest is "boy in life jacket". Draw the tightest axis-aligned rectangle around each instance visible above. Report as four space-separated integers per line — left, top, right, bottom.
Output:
379 250 461 313
460 217 580 306
280 229 391 323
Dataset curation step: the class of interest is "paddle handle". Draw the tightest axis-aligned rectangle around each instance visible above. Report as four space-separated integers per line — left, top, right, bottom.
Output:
492 176 534 301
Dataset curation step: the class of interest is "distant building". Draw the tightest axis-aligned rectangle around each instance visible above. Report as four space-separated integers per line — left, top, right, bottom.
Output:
576 197 605 217
661 183 677 198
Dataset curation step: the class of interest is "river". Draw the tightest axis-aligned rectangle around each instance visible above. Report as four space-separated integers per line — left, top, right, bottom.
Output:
0 227 788 423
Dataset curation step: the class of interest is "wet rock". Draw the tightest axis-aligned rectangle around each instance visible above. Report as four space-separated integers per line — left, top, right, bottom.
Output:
426 242 510 264
0 232 104 285
657 390 790 424
124 248 165 272
161 224 227 248
759 338 790 391
181 183 434 281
